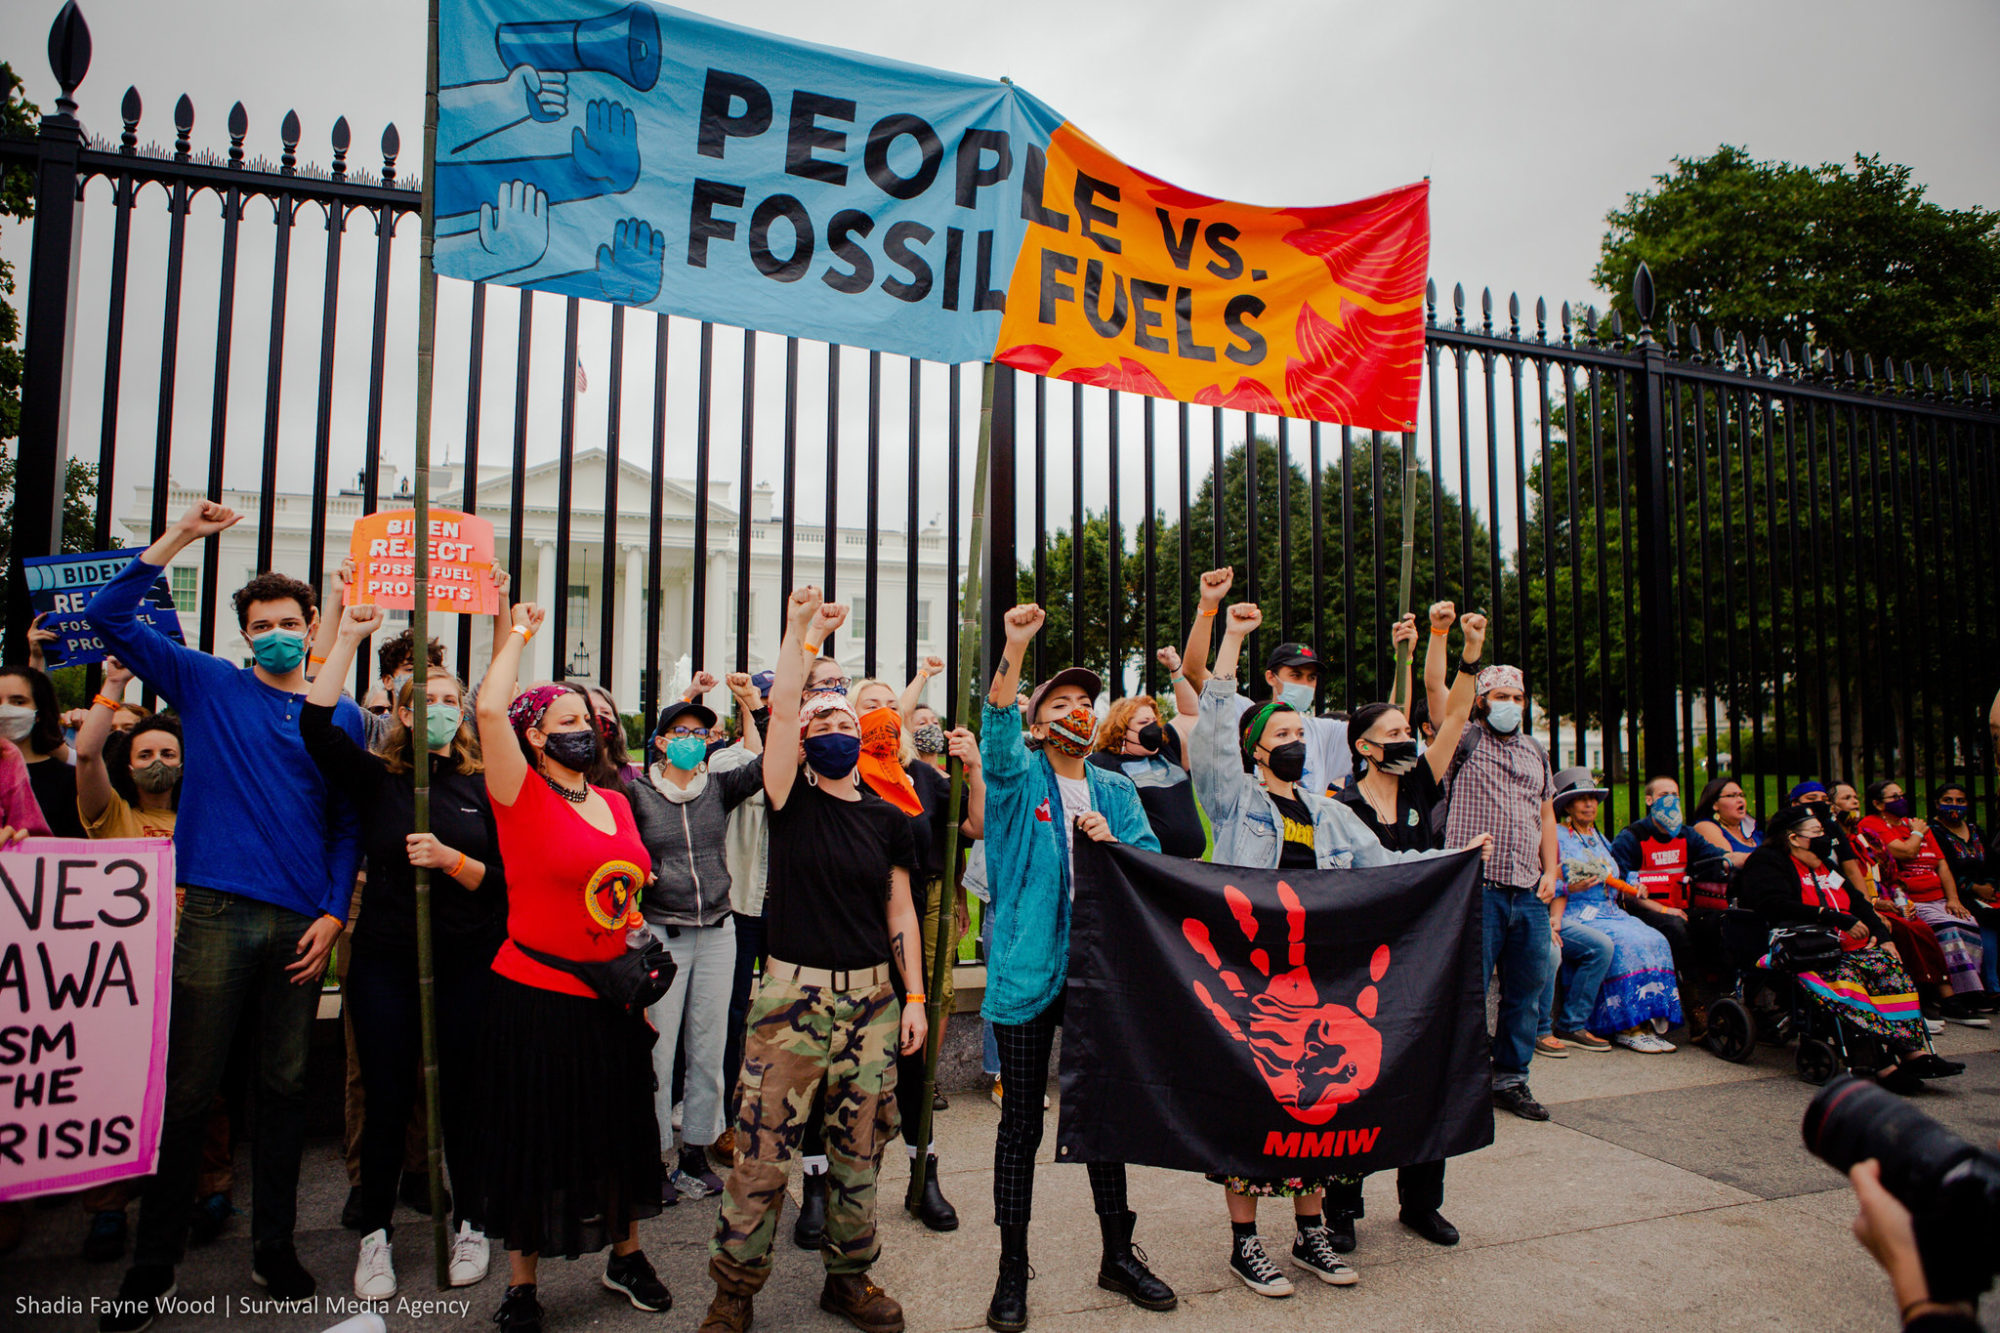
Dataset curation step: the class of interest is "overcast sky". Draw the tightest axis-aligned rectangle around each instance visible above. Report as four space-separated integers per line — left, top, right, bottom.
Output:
2 0 1995 576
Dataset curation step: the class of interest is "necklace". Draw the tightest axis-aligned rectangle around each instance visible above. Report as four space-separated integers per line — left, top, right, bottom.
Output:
542 771 589 804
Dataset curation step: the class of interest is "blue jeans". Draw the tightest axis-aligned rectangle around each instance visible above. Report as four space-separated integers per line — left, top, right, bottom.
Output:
1482 882 1557 1089
982 1020 1001 1079
1544 919 1617 1035
723 911 767 1102
135 887 324 1267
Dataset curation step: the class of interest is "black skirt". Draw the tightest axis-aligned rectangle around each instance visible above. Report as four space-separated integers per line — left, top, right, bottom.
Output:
476 974 664 1258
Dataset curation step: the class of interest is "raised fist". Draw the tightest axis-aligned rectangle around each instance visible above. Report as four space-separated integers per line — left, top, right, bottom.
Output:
1003 604 1046 644
1225 602 1263 634
1156 644 1183 673
1183 880 1385 1125
1428 601 1456 631
1199 568 1234 606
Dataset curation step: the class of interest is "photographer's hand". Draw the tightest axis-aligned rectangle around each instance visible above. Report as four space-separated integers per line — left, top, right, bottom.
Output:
1850 1159 1977 1328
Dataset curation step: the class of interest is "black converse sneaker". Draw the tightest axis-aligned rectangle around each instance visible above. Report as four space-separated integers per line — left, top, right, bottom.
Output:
1291 1223 1360 1286
1228 1232 1294 1298
602 1249 672 1313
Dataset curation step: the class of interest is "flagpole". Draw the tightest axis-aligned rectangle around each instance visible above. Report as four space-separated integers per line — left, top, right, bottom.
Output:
412 0 449 1290
909 360 995 1207
1389 428 1418 708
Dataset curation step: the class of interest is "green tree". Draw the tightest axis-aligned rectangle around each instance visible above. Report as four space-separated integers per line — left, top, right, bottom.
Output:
0 452 109 578
1 61 38 444
1594 145 2000 382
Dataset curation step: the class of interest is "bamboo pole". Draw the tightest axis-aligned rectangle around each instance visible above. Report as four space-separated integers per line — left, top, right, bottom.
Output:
1389 429 1419 707
412 0 449 1290
908 361 995 1205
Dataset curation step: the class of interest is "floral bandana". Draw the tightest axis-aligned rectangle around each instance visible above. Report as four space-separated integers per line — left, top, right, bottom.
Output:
1045 705 1097 757
857 706 923 814
798 693 858 732
507 684 573 739
1475 664 1524 697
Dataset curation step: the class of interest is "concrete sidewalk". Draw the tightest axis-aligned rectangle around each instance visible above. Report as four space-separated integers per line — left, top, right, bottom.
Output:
8 1023 1999 1333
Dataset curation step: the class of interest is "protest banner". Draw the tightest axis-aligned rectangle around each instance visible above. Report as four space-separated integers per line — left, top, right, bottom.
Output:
432 0 1428 430
0 838 176 1202
22 552 183 669
1058 842 1492 1177
347 509 500 615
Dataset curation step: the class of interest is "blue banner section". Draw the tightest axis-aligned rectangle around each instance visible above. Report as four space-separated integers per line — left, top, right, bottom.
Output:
23 552 183 668
436 0 1062 360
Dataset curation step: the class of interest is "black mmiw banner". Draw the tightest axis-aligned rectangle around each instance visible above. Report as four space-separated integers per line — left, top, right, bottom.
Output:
1057 842 1493 1178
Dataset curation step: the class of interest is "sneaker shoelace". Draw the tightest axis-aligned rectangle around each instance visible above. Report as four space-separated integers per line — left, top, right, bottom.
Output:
1298 1227 1343 1269
1236 1236 1283 1282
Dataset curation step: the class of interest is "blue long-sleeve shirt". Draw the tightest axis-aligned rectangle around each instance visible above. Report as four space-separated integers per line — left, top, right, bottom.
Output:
88 554 367 920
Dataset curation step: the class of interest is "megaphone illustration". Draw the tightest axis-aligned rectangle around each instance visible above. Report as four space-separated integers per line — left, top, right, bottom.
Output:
495 3 662 93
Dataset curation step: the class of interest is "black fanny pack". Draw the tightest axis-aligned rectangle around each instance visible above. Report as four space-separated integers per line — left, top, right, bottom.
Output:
1765 924 1847 972
515 936 677 1017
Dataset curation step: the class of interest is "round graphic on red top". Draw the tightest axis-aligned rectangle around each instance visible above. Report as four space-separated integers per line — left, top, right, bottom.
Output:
583 859 647 932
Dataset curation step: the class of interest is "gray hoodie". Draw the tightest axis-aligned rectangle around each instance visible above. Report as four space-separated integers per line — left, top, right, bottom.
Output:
628 756 765 928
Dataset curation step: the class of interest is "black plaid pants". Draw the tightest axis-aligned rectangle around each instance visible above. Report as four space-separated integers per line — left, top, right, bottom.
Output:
991 993 1127 1228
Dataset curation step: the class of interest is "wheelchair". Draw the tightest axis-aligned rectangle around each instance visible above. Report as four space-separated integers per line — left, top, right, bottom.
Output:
1701 907 1940 1086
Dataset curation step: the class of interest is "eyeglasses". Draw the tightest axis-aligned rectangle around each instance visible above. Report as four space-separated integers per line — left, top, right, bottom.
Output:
663 725 706 737
367 705 391 716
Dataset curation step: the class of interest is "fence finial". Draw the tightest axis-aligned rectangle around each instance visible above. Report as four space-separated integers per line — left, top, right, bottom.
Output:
1507 291 1520 339
331 115 351 179
280 109 300 175
381 122 400 184
1480 286 1492 335
1534 296 1547 343
1561 300 1572 346
1632 261 1655 338
47 0 91 121
172 93 193 162
119 84 140 154
1452 282 1465 330
227 102 247 166
1425 278 1436 325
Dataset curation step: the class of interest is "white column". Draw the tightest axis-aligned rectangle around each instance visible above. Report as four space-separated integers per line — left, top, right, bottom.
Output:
534 540 558 682
616 544 645 700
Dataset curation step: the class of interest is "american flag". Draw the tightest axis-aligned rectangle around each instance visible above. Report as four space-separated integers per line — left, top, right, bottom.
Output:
574 356 588 395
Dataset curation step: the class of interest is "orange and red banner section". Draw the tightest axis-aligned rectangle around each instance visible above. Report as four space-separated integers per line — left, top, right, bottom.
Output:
436 1 1429 432
348 510 499 616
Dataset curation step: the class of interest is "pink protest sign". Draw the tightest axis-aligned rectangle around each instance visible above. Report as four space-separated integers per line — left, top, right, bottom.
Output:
0 838 176 1201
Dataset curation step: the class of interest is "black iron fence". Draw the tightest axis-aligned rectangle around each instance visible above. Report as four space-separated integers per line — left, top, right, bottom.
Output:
5 4 1998 821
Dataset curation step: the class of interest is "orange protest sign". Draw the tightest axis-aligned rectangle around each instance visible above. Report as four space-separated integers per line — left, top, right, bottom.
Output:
348 510 499 615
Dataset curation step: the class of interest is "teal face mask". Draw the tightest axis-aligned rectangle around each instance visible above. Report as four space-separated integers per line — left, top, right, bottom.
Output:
665 735 708 770
1276 681 1315 713
249 627 307 673
423 705 462 749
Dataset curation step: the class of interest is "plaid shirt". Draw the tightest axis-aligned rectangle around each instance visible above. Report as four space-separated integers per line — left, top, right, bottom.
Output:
1443 722 1554 889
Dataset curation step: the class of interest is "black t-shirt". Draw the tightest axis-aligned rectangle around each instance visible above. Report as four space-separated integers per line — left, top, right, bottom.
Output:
766 779 920 970
906 760 954 890
1087 730 1206 859
1269 790 1318 869
1338 765 1446 854
27 756 83 839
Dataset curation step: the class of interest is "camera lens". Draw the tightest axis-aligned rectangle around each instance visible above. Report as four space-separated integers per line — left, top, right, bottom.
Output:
1803 1073 1983 1213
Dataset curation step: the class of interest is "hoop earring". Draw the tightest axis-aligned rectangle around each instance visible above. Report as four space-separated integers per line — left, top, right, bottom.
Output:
804 766 820 788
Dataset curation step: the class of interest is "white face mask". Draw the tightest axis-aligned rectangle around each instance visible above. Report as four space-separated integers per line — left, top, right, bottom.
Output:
0 704 37 743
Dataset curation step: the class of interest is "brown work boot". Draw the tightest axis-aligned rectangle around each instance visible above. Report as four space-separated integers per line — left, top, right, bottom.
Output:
697 1288 753 1333
819 1272 905 1333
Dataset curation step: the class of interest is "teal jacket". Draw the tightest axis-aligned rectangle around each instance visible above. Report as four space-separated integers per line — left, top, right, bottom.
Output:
980 700 1160 1025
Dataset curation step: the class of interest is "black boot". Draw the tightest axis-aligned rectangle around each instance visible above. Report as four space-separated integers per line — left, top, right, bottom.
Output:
1096 1211 1176 1311
906 1155 959 1232
792 1170 829 1251
986 1224 1031 1333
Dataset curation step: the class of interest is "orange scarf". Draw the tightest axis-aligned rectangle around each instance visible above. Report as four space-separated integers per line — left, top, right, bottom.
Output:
857 706 923 815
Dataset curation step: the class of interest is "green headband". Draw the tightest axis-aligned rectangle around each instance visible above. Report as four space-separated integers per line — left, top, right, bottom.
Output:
1241 701 1295 757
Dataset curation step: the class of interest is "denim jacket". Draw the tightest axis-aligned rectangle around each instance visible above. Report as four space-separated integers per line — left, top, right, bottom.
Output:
979 700 1160 1025
1191 677 1445 872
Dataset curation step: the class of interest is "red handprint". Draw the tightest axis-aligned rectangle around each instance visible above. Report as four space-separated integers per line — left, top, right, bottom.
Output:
1183 880 1389 1126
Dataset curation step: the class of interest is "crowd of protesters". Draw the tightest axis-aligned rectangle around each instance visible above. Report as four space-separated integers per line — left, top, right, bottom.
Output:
0 500 1991 1333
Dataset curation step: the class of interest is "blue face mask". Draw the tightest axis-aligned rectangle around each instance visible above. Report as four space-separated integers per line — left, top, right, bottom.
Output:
664 735 708 770
1649 792 1683 835
1276 681 1315 713
1485 700 1523 735
802 732 861 780
249 627 308 674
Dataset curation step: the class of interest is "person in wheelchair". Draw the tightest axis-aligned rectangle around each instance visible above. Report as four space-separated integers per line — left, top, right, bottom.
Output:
1735 804 1963 1091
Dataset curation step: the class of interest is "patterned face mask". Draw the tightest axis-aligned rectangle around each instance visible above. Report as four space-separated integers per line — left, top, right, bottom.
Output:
913 722 947 755
1044 705 1096 757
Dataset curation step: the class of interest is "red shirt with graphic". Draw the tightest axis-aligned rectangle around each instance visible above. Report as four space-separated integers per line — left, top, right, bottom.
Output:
1857 814 1945 901
489 772 652 997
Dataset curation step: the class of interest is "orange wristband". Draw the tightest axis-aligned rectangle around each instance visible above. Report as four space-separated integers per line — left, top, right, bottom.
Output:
1199 607 1218 618
1430 627 1448 637
449 851 468 880
93 694 120 711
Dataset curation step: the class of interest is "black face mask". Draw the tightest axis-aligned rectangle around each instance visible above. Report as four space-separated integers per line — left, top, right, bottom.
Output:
1369 739 1420 776
1805 800 1835 827
1262 740 1308 784
1134 721 1164 753
1803 833 1837 863
541 729 599 774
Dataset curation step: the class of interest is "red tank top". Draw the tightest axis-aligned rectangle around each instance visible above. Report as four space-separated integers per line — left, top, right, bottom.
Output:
489 772 653 997
1634 832 1689 898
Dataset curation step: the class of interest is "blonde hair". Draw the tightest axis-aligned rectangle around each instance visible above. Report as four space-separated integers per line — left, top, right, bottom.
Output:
1096 695 1162 753
378 667 484 776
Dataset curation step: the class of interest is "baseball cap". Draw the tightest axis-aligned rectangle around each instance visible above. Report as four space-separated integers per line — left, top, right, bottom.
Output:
654 700 719 736
1025 666 1102 721
749 670 775 699
1265 641 1320 672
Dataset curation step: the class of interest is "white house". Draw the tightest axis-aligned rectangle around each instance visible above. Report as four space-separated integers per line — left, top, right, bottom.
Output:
120 447 957 716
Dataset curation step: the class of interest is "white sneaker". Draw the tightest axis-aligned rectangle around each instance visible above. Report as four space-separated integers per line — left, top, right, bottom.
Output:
1924 1018 1946 1036
354 1228 396 1299
1614 1031 1676 1054
448 1221 490 1288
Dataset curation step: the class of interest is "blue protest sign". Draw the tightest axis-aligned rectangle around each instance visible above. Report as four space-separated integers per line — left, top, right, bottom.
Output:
22 552 184 668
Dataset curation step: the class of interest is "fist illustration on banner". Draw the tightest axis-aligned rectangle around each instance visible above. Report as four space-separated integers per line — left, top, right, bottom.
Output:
1182 880 1385 1126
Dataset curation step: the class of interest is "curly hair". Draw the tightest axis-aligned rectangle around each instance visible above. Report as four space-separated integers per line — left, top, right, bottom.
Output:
1095 695 1162 754
376 629 445 683
232 572 315 628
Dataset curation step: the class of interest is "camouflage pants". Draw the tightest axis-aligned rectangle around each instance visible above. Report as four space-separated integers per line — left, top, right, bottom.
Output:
710 970 900 1290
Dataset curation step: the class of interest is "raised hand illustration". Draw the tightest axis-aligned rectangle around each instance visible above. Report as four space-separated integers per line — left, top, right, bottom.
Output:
433 97 642 220
540 218 665 305
434 181 549 282
1182 879 1387 1125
